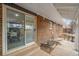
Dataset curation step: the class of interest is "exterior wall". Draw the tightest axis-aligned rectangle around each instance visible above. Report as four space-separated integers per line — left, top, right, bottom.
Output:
37 16 51 45
37 15 63 45
0 3 2 56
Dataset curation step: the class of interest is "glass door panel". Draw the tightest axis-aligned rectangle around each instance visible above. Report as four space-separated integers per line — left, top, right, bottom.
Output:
7 9 25 50
25 15 36 44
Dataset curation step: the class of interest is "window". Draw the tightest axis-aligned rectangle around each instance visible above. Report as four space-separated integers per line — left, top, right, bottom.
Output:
25 15 36 44
7 9 25 50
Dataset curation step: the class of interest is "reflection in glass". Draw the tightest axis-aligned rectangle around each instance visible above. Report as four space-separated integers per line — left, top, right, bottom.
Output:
25 15 35 44
7 9 25 50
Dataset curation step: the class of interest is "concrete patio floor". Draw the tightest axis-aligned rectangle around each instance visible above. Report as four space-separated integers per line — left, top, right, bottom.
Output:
7 40 78 56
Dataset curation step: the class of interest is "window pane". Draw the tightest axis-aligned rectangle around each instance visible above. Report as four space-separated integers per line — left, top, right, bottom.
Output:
7 9 25 50
25 15 36 44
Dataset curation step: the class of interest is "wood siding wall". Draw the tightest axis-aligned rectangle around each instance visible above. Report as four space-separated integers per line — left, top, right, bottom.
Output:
0 3 2 56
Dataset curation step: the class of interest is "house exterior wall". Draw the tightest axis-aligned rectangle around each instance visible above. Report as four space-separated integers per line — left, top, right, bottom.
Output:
37 15 63 45
0 3 2 56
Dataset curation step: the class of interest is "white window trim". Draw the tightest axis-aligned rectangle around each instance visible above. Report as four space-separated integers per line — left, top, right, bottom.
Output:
2 4 37 55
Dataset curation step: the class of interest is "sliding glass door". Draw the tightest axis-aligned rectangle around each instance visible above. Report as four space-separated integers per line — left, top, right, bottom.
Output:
25 15 36 44
5 6 37 52
7 9 25 50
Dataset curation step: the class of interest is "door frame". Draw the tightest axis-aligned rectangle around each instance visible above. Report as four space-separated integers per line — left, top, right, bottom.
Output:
2 4 37 55
25 13 37 46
